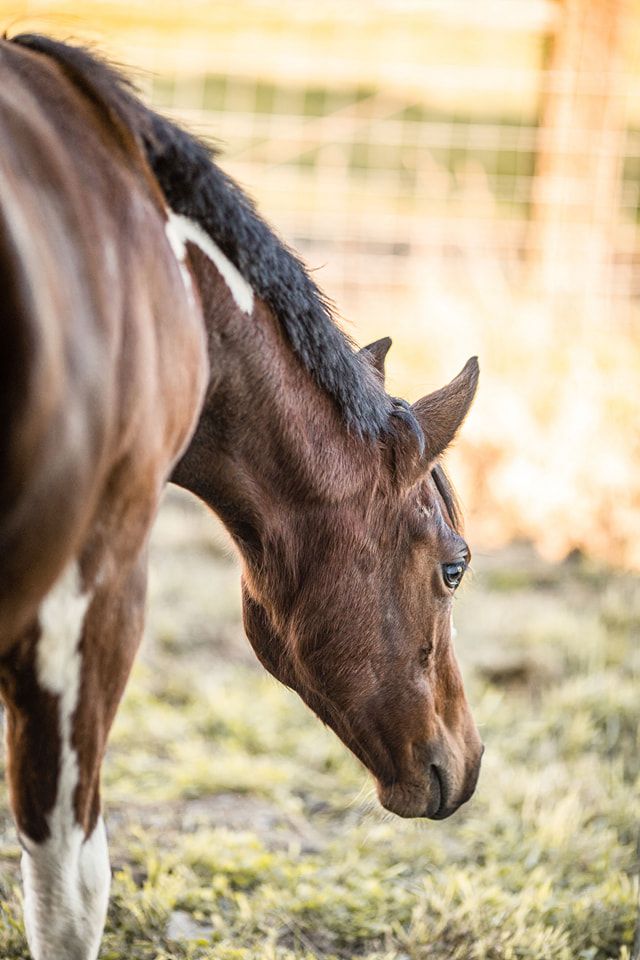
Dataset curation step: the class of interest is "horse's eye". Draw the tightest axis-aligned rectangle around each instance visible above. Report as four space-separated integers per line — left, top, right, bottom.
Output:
442 561 465 590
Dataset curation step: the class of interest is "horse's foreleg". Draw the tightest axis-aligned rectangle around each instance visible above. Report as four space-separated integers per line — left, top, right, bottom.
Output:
1 559 147 960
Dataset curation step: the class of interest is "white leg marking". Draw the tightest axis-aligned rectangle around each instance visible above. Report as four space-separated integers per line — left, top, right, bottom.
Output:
20 565 110 960
21 818 110 960
165 208 254 315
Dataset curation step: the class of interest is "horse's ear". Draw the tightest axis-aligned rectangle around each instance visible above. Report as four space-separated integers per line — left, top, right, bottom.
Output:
359 337 392 383
412 357 479 463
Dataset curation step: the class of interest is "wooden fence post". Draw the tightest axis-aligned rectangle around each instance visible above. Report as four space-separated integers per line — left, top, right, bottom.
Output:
527 0 627 317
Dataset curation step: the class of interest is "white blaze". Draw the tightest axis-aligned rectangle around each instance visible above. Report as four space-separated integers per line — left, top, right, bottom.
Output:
165 209 254 315
21 565 110 960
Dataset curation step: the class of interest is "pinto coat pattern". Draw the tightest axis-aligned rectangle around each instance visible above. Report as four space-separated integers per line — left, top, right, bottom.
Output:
0 35 482 960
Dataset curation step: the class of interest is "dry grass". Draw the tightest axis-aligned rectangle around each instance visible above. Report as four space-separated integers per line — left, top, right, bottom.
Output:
1 489 638 959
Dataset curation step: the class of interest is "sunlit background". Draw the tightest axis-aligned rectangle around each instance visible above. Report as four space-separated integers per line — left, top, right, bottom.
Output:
3 0 639 565
1 4 639 960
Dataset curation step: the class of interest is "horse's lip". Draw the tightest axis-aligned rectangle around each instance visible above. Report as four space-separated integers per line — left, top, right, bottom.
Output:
424 764 446 819
428 766 477 821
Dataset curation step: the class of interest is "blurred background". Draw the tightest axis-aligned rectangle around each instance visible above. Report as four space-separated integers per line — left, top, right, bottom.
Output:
3 0 639 564
0 3 639 959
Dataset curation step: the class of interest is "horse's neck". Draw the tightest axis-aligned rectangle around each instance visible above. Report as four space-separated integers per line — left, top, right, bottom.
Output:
172 259 373 558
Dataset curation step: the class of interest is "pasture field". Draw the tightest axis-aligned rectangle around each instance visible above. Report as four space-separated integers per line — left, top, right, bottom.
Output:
0 488 639 960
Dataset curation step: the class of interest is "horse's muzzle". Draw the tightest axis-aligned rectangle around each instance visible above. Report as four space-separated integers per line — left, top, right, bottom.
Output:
377 741 484 820
427 744 484 820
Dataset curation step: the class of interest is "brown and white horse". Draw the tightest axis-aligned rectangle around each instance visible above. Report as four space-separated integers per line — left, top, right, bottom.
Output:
0 35 483 960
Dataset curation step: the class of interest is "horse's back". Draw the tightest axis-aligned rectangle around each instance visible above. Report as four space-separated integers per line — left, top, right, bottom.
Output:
0 41 207 643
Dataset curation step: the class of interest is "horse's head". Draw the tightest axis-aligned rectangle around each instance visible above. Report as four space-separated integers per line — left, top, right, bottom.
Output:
242 341 482 819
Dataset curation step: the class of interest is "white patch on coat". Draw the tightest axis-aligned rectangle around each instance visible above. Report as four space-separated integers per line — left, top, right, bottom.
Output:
164 211 195 303
20 565 110 960
165 209 254 315
450 611 458 642
37 564 90 697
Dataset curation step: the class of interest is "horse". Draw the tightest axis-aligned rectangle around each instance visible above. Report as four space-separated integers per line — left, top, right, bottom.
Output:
0 34 483 960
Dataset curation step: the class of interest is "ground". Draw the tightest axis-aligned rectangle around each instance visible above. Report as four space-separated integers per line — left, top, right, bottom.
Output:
0 488 638 960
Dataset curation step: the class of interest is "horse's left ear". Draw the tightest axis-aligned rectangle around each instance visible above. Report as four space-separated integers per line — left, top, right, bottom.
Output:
413 357 479 463
359 337 392 384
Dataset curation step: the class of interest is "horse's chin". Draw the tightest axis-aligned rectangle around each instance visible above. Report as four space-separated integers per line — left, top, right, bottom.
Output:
376 772 444 820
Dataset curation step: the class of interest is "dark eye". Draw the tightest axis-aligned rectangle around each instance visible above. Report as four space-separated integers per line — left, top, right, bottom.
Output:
442 561 466 590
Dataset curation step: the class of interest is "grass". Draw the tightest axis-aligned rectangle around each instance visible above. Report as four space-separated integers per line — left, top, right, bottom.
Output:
0 490 639 959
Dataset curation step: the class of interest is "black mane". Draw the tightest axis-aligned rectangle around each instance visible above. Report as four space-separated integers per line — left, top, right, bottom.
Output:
9 33 414 440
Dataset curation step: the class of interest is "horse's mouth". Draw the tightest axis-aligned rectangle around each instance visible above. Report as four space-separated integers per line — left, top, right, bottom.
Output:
303 695 474 821
376 771 440 819
376 764 471 820
331 725 448 819
426 764 444 817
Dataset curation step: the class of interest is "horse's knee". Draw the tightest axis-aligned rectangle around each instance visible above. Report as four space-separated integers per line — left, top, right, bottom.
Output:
21 816 110 960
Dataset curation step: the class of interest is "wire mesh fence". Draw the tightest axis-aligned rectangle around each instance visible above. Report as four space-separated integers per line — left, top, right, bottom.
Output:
140 48 640 326
3 0 639 562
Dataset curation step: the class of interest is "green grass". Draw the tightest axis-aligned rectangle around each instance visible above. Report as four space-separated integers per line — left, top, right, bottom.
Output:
0 492 639 959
